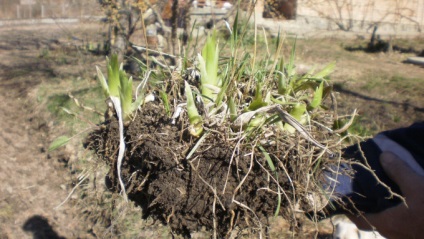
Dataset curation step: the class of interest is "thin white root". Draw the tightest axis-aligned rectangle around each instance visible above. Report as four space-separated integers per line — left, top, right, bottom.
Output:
232 199 263 239
55 171 89 209
110 96 128 202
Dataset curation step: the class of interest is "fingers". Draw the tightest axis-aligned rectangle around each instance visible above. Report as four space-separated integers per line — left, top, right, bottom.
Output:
379 152 424 196
346 214 373 230
364 205 406 235
347 209 398 232
347 152 424 239
348 205 409 239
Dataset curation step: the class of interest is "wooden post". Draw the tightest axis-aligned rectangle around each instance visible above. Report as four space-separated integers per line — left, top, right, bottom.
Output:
111 0 130 63
171 0 178 56
17 5 21 19
20 0 36 19
421 0 424 26
255 0 265 21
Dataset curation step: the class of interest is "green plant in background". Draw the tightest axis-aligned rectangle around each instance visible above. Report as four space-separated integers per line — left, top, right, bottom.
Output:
270 39 335 133
39 47 50 58
334 115 371 138
49 135 71 151
47 85 105 152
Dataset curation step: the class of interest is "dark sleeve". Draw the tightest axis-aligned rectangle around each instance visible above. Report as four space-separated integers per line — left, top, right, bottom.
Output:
341 139 401 214
326 122 424 215
383 122 424 169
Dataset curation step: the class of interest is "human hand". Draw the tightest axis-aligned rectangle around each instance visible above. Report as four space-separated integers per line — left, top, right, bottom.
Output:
347 152 424 239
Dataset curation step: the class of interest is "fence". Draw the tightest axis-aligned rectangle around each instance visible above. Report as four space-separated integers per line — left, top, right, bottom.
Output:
0 0 101 19
2 0 423 33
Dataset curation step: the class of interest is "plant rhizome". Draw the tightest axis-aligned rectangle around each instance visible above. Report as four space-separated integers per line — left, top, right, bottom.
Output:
85 28 348 237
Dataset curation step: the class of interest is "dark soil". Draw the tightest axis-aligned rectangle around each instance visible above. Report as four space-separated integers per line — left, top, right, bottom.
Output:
86 100 335 237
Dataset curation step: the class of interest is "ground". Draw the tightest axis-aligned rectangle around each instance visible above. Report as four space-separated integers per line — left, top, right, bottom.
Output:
0 20 423 238
0 23 104 238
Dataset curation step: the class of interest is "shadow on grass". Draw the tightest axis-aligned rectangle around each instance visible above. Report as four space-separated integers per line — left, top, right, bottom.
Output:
344 37 424 55
345 44 424 55
0 60 56 97
333 83 424 113
23 215 66 239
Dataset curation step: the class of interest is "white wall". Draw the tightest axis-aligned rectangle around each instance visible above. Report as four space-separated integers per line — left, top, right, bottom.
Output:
298 0 424 26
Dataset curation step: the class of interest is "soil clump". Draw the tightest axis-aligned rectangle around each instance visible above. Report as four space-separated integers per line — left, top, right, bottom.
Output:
87 100 334 237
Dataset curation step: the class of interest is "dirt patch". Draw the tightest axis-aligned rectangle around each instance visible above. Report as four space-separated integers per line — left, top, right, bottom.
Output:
0 59 87 238
0 22 106 239
294 36 424 133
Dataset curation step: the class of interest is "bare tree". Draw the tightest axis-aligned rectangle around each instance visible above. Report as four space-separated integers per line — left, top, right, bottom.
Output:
99 0 192 63
99 0 140 61
300 0 422 32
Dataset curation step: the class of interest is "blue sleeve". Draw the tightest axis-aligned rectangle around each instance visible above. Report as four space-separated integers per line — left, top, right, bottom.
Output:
324 122 424 216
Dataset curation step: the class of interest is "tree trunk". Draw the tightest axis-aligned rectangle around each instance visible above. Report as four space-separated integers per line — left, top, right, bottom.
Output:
263 0 297 20
111 0 130 62
170 0 179 56
182 0 192 47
